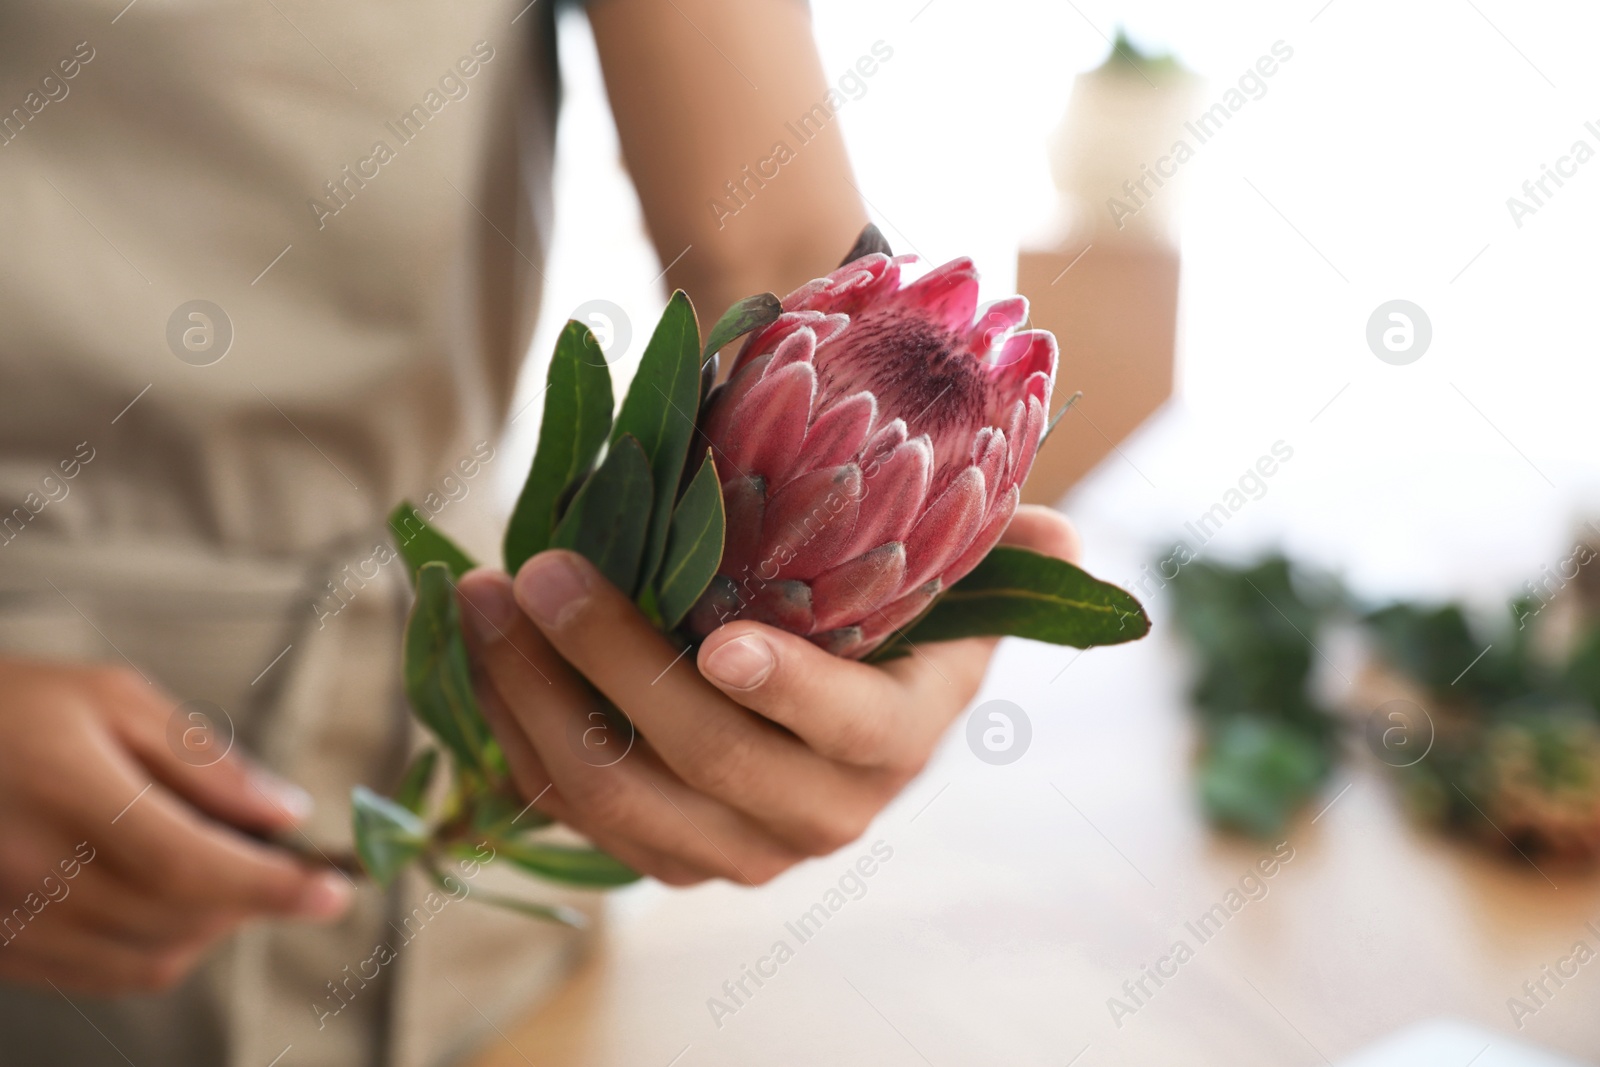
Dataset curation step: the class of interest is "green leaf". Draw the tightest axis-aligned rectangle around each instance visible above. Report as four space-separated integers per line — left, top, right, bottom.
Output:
469 786 553 836
551 434 654 594
1198 716 1332 837
389 501 476 585
487 837 642 887
394 747 439 815
504 321 616 574
702 292 781 364
422 858 589 927
610 291 701 596
351 785 429 887
655 450 725 630
472 891 589 928
879 546 1149 656
404 562 494 773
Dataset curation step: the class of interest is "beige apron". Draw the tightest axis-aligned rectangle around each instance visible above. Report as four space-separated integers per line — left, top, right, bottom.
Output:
0 3 595 1063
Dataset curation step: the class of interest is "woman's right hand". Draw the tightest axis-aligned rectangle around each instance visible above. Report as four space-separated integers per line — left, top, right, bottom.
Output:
0 658 351 995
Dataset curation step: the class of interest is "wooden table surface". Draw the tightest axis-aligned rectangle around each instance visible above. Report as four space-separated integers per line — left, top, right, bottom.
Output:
470 619 1600 1067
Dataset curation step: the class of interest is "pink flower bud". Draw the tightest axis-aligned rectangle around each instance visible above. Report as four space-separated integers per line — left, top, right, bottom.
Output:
690 252 1058 658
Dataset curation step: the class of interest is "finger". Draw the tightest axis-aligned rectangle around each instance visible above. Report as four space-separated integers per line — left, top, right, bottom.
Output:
68 727 351 922
700 508 1081 764
458 569 813 875
471 650 706 880
475 683 714 886
474 679 556 809
504 552 880 853
96 669 311 833
504 551 807 773
999 504 1082 561
0 772 227 951
53 865 236 949
697 621 932 769
0 918 210 996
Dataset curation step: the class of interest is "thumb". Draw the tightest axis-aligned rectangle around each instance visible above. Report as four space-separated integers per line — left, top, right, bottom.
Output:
999 504 1082 563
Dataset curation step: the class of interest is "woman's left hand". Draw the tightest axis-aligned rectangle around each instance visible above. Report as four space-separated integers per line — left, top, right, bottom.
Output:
456 504 1080 886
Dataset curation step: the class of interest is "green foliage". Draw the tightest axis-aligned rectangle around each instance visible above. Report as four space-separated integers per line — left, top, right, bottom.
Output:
1563 623 1600 711
1363 601 1533 707
656 450 725 630
876 547 1149 659
402 563 494 775
1105 28 1184 79
1198 716 1333 837
551 433 654 595
1173 542 1600 860
1168 555 1339 737
1361 590 1600 861
389 501 476 584
701 291 781 364
393 747 439 815
352 786 429 888
609 291 702 596
504 321 615 575
490 837 642 887
1167 553 1342 836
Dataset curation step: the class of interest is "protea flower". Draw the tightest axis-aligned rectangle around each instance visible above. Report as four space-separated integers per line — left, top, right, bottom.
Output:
687 251 1057 658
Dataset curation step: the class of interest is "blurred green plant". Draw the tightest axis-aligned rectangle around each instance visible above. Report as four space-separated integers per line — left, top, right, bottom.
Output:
1164 543 1600 863
1166 554 1343 837
1360 596 1600 864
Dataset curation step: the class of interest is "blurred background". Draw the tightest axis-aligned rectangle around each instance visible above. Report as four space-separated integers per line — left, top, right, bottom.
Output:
479 1 1600 1064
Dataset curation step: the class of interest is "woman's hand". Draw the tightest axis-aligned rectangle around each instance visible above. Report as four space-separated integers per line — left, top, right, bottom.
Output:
0 659 351 994
457 505 1080 886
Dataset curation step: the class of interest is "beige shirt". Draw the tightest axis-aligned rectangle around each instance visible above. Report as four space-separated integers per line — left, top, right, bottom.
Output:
0 3 590 1064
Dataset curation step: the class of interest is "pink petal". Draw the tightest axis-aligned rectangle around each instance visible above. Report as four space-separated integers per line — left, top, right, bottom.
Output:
1008 395 1046 490
810 626 867 658
970 297 1028 353
767 326 817 374
1023 369 1051 406
731 311 848 378
719 474 767 576
762 464 863 581
939 486 1017 589
810 541 907 631
972 427 1008 512
723 361 816 486
684 575 743 639
859 416 907 471
799 391 876 473
903 466 986 591
846 435 932 558
990 329 1058 387
855 578 943 651
898 256 978 332
793 253 916 316
744 579 815 634
702 354 771 449
810 313 851 348
1002 399 1027 475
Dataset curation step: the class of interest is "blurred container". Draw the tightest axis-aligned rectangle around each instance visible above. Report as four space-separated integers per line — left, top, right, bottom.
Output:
1020 34 1197 506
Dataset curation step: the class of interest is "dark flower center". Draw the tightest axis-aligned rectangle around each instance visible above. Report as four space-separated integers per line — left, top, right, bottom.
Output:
820 311 987 446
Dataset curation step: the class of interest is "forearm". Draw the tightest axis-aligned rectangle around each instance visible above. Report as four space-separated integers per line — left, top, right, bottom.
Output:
589 0 868 322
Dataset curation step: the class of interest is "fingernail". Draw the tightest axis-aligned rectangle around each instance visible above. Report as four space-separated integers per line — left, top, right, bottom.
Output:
249 768 314 822
514 554 588 628
298 871 353 920
461 576 518 643
703 635 775 690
